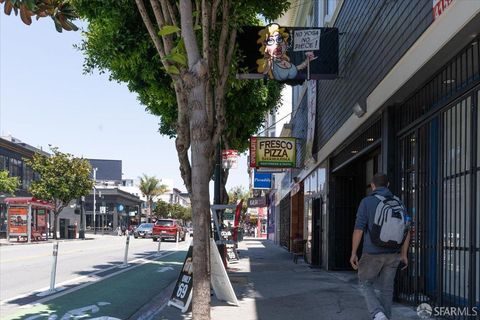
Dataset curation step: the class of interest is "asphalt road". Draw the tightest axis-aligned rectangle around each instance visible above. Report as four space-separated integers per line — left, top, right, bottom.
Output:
0 233 189 317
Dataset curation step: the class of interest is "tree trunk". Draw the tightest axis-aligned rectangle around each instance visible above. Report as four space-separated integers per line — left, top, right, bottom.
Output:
53 211 59 239
190 84 212 320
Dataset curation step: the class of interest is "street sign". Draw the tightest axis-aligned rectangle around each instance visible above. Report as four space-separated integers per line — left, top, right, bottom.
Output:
247 196 267 208
253 171 272 189
100 206 106 214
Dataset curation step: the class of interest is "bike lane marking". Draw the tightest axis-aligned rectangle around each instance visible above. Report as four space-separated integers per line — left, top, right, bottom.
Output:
3 249 187 320
1 240 189 306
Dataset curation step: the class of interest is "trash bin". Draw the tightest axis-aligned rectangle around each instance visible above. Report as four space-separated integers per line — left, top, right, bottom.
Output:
59 218 70 239
67 225 76 239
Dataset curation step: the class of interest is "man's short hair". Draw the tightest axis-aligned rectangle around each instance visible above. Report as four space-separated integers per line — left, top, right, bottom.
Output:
371 173 389 187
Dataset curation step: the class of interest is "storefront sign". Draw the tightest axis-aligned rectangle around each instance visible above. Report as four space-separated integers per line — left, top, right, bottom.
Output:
222 150 239 169
250 137 296 168
8 207 28 236
247 196 267 208
253 171 272 189
433 0 453 19
237 24 338 85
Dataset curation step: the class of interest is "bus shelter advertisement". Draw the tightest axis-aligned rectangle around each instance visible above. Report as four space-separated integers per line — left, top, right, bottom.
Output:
250 137 296 168
8 206 28 236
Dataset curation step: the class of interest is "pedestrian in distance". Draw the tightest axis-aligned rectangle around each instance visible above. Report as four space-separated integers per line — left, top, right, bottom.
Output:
116 226 122 236
350 173 411 320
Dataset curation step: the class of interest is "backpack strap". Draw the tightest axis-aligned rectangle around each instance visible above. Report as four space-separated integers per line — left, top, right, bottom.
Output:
374 194 386 202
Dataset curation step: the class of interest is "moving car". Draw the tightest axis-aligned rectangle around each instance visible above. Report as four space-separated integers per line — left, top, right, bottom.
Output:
152 219 185 242
133 223 154 238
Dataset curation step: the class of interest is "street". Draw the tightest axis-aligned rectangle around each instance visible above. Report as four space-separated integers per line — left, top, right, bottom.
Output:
0 234 189 318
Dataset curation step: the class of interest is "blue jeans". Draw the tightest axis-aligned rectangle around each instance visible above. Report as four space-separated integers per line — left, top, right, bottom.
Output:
358 253 400 319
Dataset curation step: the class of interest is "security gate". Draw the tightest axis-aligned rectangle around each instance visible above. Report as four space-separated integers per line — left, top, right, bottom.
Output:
395 88 479 312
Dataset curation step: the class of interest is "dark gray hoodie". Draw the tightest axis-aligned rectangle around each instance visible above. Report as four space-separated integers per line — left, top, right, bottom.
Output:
354 187 406 254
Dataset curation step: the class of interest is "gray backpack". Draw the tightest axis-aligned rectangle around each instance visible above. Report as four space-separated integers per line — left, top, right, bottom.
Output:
370 195 408 249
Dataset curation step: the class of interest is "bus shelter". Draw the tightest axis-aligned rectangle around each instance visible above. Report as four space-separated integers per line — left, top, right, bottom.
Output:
4 197 54 243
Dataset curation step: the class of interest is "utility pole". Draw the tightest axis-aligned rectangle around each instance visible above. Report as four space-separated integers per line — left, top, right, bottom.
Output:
93 167 97 235
79 196 85 239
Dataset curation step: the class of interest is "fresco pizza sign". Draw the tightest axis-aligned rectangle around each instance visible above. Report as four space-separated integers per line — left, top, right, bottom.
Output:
250 137 296 168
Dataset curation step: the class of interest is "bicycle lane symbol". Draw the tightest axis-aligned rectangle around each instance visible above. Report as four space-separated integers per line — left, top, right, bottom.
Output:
24 302 121 320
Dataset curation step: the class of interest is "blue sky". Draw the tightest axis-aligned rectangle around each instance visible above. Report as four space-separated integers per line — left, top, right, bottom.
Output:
0 15 249 193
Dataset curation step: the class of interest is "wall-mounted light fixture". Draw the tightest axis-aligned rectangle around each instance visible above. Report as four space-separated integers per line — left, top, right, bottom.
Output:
353 102 366 118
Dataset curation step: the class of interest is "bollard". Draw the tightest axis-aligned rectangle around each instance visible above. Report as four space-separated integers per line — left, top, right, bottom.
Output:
121 234 130 268
156 237 162 256
49 242 59 292
176 230 179 247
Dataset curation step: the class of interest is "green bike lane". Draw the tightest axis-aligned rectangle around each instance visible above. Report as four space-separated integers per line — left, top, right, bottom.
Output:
4 248 188 320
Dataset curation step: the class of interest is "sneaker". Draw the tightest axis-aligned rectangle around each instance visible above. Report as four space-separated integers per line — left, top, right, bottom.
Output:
373 312 389 320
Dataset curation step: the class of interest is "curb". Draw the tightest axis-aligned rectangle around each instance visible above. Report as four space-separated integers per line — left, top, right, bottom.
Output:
129 280 177 320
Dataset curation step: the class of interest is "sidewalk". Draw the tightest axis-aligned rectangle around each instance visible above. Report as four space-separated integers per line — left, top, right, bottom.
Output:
0 231 119 246
155 238 420 320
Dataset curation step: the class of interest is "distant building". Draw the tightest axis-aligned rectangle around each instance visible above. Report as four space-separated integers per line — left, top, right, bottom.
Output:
0 136 49 238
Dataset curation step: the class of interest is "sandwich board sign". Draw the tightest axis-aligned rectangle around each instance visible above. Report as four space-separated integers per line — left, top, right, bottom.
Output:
168 246 194 312
168 239 238 312
226 243 239 263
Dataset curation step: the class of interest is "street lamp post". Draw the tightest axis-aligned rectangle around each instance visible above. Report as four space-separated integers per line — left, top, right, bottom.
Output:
93 167 97 235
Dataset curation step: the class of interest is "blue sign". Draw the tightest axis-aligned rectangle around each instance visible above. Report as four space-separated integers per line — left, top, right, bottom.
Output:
117 204 125 212
253 171 272 189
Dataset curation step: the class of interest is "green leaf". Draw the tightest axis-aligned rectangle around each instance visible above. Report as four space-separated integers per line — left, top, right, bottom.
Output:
158 25 180 36
165 65 180 75
26 0 36 11
164 53 187 66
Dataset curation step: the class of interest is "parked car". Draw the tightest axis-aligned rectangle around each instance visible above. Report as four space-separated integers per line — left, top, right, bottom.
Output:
152 219 185 242
133 223 154 238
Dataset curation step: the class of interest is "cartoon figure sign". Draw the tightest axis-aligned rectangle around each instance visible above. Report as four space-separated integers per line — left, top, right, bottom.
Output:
256 24 317 81
237 24 338 84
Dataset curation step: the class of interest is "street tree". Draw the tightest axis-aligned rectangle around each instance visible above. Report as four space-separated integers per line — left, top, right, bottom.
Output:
72 2 283 205
75 2 289 317
153 199 170 218
25 147 94 239
138 174 167 221
0 170 21 195
154 200 192 222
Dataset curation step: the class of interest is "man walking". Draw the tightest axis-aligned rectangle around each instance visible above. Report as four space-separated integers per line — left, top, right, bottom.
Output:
350 173 411 320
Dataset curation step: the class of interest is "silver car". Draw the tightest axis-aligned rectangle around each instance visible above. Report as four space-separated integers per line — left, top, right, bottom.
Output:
133 223 154 238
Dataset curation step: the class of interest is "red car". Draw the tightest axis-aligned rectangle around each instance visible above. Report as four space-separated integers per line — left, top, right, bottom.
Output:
152 219 186 242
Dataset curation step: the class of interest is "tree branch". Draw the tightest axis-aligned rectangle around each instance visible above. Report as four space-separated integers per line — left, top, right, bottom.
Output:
201 0 210 62
217 0 229 76
211 0 221 32
135 0 166 60
195 0 200 27
180 0 201 69
166 0 179 30
174 81 192 193
212 27 236 149
150 0 174 54
158 0 172 25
